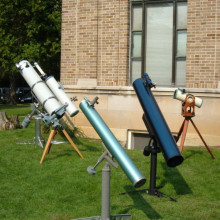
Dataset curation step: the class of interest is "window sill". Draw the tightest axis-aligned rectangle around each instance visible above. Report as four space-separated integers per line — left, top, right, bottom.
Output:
63 85 220 98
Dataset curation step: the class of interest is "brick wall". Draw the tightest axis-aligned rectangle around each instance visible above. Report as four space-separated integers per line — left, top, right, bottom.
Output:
60 0 220 147
186 0 220 88
61 0 220 89
60 0 129 86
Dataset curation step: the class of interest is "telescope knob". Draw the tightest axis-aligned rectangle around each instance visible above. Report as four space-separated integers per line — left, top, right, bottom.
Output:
87 166 96 175
143 146 151 157
91 97 99 106
21 116 31 128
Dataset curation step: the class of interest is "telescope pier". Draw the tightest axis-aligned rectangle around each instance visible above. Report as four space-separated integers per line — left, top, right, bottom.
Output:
74 148 132 220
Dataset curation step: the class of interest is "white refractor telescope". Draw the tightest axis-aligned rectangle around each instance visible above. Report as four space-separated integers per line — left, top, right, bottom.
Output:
16 60 79 117
173 88 203 108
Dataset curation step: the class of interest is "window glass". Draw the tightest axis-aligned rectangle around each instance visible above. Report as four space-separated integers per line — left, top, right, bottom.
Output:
132 5 142 31
176 59 186 86
177 2 187 29
132 33 142 57
177 30 187 57
131 60 142 83
145 3 173 85
130 1 187 87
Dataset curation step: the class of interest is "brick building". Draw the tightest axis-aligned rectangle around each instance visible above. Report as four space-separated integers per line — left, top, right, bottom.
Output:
60 0 220 148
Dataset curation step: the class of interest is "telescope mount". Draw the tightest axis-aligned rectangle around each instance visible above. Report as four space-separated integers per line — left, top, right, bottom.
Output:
175 94 215 159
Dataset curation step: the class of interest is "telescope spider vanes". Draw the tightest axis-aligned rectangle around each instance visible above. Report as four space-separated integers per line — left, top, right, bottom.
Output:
84 96 99 108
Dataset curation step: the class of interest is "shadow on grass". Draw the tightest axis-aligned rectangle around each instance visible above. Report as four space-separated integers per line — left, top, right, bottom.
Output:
39 140 101 163
117 185 161 219
74 138 102 152
43 130 101 153
161 162 193 195
37 149 73 163
182 148 204 160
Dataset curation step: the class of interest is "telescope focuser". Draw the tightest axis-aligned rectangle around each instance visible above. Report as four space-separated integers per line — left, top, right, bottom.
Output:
84 96 99 107
16 61 29 71
71 96 78 102
143 73 156 89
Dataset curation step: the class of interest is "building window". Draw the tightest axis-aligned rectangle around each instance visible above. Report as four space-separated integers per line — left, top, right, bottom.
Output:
130 0 187 87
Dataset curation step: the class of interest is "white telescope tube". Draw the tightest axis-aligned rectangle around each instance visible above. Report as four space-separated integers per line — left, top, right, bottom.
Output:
45 76 79 117
16 60 62 115
173 88 203 108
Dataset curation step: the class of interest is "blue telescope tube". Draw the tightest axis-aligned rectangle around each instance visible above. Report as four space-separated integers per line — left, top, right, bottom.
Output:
80 97 146 188
133 74 184 167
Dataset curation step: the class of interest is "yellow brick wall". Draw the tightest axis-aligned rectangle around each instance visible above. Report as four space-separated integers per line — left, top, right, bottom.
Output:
186 0 220 88
61 0 220 88
61 0 129 86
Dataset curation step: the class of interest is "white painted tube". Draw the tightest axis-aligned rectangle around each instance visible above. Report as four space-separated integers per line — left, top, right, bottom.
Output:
173 89 203 108
45 76 79 117
16 60 62 115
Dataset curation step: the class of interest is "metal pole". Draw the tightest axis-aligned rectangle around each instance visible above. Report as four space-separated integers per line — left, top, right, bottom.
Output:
101 162 111 220
148 147 157 195
73 152 132 220
34 115 44 148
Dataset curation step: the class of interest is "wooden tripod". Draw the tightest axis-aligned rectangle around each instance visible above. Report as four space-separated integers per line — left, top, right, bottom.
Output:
40 124 84 164
175 94 215 159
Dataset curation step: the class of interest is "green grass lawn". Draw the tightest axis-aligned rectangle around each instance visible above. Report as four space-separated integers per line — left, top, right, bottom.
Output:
0 104 220 219
0 103 31 117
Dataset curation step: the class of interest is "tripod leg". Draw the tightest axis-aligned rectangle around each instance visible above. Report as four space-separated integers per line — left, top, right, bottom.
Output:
46 130 58 154
190 119 215 159
61 129 84 159
40 129 57 164
179 119 189 152
175 119 185 142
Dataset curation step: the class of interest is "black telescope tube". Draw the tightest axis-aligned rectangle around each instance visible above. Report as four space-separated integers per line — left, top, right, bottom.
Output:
133 74 184 167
